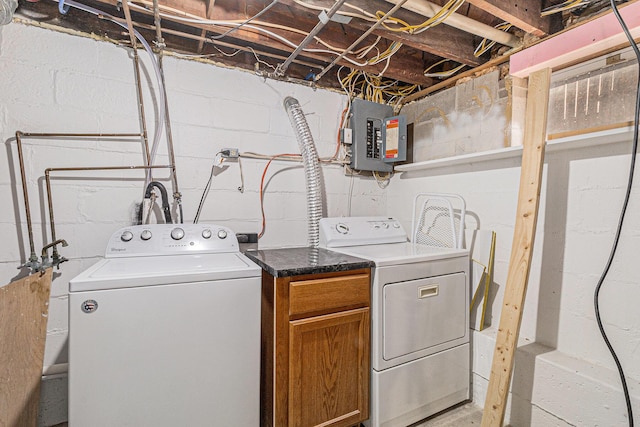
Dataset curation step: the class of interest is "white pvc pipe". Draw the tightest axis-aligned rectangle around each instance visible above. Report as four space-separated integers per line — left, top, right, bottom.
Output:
385 0 520 47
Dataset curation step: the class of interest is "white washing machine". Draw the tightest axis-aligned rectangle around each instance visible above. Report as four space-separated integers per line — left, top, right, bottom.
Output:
68 223 261 426
320 217 470 427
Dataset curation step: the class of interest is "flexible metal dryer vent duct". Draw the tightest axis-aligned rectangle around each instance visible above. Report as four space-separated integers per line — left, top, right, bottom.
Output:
283 97 323 248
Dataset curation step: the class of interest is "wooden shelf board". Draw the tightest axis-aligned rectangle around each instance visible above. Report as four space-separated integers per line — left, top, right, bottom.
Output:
395 125 634 173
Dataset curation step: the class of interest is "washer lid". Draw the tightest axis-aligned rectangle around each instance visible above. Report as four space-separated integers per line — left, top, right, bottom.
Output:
69 252 261 292
328 242 468 267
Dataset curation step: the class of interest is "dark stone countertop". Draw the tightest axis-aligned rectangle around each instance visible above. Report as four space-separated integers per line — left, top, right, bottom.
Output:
245 247 374 278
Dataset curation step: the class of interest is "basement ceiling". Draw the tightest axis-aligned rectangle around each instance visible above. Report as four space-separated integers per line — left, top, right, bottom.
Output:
16 0 616 96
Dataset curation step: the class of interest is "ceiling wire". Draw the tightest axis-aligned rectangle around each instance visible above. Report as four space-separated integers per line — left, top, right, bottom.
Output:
423 21 513 78
127 1 388 67
124 0 475 87
209 0 279 40
314 0 411 81
377 0 465 34
541 0 592 16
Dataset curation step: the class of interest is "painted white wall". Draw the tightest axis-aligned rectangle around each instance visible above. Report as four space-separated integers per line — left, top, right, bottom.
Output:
0 22 386 424
393 74 640 425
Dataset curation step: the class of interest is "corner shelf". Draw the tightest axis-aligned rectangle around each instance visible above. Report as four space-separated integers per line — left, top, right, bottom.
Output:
395 125 634 173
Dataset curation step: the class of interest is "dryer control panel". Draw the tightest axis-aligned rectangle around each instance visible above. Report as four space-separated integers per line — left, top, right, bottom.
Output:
319 216 408 247
105 224 239 258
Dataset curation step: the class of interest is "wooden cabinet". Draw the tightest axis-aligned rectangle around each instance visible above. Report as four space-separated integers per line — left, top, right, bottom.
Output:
261 268 371 427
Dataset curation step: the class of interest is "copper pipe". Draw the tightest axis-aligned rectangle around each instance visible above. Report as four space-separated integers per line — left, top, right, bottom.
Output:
14 131 147 269
44 171 58 246
121 0 138 51
44 164 174 255
152 0 164 48
19 132 143 137
151 0 181 220
15 131 38 264
45 165 173 172
158 54 182 215
133 51 151 166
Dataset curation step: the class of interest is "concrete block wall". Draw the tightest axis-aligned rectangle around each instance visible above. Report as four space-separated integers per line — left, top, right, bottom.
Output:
394 70 640 425
0 22 385 425
401 70 515 162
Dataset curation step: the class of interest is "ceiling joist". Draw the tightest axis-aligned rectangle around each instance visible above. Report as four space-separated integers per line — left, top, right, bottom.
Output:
15 0 616 96
464 0 555 36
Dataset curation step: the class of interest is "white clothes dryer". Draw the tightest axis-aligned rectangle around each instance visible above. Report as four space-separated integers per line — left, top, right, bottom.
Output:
320 217 470 427
68 223 261 427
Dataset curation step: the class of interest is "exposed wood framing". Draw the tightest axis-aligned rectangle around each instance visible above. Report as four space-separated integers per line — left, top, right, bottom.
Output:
103 0 436 85
465 0 552 36
480 68 551 427
196 0 216 53
510 0 640 77
17 0 617 92
278 0 482 66
401 50 515 104
385 0 521 47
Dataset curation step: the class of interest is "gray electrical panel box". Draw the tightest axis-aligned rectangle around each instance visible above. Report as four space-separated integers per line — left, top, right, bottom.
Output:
350 99 394 172
349 99 406 172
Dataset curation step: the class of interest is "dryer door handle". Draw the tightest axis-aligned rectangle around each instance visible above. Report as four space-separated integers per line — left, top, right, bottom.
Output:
418 284 439 299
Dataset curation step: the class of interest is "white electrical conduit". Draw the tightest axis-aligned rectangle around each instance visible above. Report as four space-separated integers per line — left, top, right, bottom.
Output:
385 0 520 47
56 0 166 187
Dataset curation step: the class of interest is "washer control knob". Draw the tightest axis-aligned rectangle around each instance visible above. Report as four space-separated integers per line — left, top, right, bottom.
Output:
202 229 212 239
382 222 390 229
218 229 228 239
393 222 401 228
120 231 133 242
336 223 349 234
171 227 185 240
140 229 152 241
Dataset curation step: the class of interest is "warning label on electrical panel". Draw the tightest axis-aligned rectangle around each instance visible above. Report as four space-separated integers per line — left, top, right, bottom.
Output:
385 119 399 159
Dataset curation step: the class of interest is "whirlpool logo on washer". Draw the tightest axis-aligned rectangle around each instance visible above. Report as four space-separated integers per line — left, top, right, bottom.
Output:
81 300 98 313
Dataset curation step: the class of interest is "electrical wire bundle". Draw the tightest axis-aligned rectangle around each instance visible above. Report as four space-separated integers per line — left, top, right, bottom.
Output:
127 0 404 73
542 0 592 16
338 67 418 108
424 21 513 78
377 0 465 34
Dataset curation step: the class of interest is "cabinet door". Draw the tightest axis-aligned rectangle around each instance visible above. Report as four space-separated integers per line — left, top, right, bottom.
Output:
289 308 370 427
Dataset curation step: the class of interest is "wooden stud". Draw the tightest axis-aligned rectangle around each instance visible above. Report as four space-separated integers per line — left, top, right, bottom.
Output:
196 0 216 54
510 0 640 78
0 269 53 427
277 0 483 67
465 0 553 37
480 67 551 427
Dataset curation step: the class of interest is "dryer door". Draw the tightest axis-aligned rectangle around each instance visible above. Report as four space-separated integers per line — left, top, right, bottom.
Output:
383 272 466 360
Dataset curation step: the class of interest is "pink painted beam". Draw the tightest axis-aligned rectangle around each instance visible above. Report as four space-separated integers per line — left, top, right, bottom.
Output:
510 1 640 78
